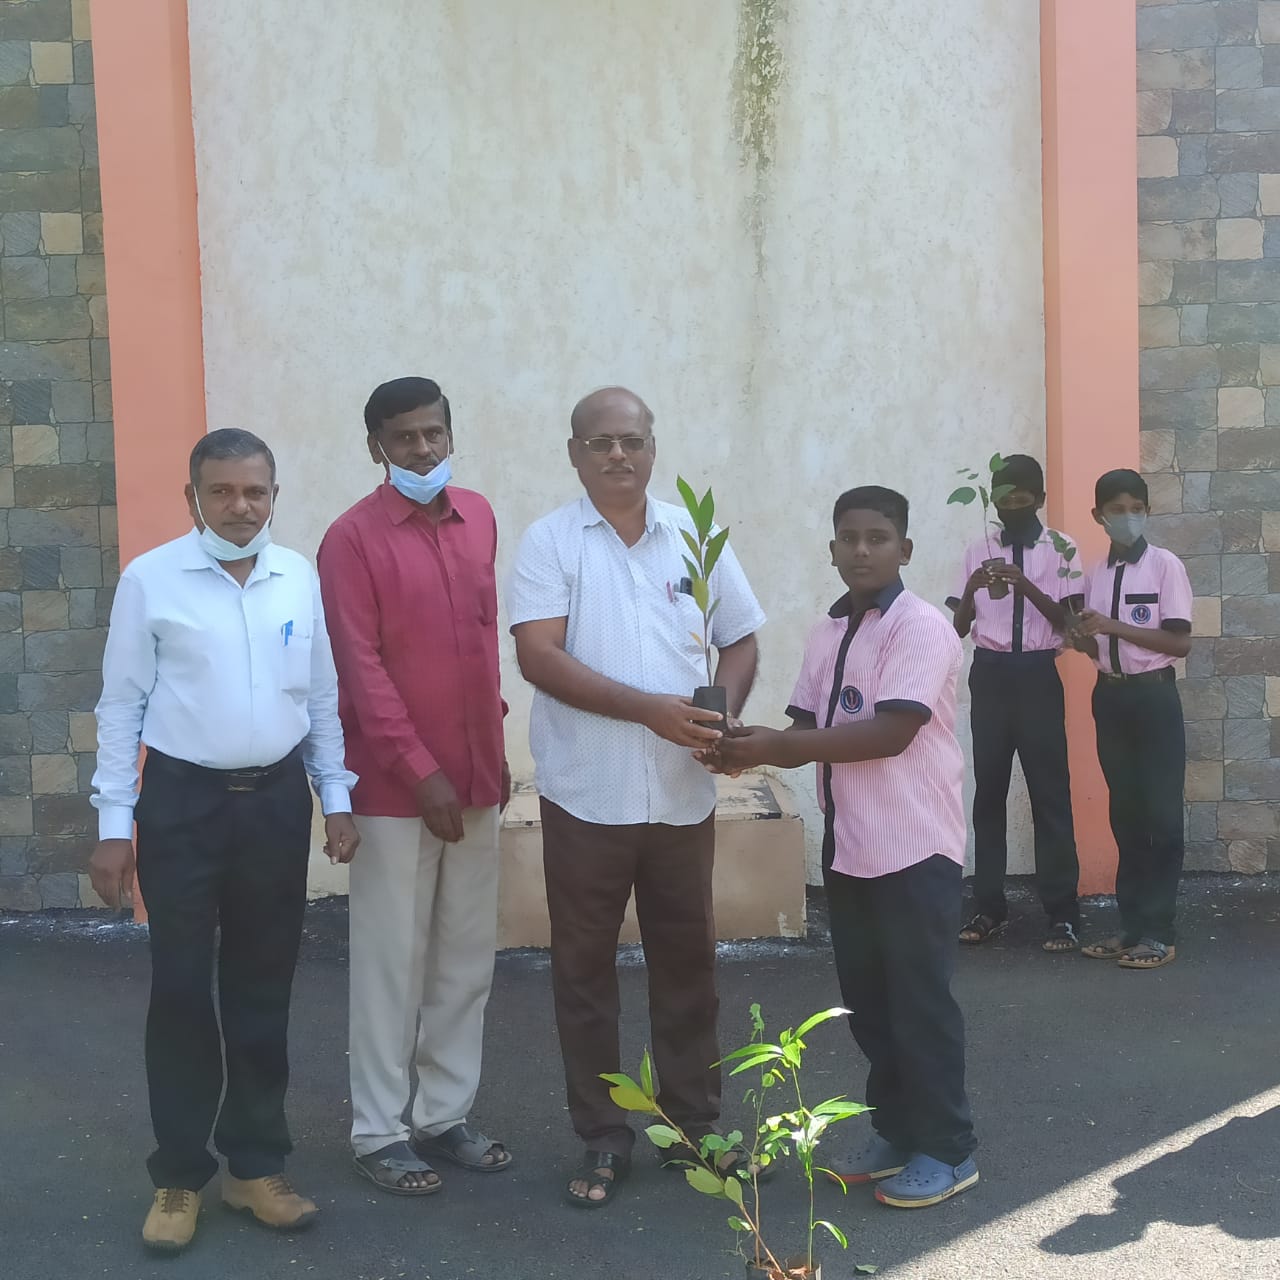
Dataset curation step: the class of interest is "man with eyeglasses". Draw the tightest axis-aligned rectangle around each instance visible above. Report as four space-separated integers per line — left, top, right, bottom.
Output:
507 386 765 1209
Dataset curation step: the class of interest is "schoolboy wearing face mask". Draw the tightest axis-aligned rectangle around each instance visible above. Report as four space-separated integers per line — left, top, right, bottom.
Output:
948 455 1083 953
1067 469 1193 971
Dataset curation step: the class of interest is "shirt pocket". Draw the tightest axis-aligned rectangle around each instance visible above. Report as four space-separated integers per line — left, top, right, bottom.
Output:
264 617 312 697
1123 592 1159 627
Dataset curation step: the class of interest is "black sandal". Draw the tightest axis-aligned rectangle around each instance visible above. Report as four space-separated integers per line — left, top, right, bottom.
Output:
564 1150 629 1209
1043 922 1080 953
959 913 1007 945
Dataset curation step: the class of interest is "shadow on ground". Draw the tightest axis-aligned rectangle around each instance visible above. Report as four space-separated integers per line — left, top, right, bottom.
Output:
2 874 1278 1279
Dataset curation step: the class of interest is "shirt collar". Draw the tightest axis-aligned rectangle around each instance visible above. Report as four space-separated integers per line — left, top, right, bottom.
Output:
177 528 284 579
1000 515 1044 548
580 494 656 533
1107 536 1148 567
828 577 905 621
378 479 461 526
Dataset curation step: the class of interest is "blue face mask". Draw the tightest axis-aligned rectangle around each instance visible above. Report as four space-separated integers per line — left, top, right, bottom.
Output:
379 444 451 505
1103 512 1147 548
194 493 273 563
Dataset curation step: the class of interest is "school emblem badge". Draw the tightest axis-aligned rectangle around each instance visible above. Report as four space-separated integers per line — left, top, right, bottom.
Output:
839 685 864 714
1130 604 1152 624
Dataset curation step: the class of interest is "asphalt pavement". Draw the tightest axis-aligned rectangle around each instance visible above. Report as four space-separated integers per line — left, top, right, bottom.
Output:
2 875 1278 1280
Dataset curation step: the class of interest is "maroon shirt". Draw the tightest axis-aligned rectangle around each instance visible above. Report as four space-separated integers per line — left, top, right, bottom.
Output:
317 482 505 817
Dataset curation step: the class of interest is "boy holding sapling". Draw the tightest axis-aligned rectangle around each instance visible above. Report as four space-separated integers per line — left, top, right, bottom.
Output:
946 454 1083 952
715 486 979 1209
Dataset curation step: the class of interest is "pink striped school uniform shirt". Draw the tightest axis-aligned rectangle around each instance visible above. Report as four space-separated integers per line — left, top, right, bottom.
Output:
950 521 1080 653
1083 539 1193 675
787 581 967 879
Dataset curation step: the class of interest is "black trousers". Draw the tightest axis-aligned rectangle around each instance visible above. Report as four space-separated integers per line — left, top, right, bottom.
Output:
1092 674 1186 945
824 856 976 1166
969 653 1080 925
134 750 312 1191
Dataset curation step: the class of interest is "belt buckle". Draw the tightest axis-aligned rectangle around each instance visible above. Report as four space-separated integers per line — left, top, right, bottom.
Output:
226 781 256 792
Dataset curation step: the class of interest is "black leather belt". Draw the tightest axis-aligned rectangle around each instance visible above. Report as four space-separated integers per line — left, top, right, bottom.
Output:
146 746 302 791
1096 667 1175 686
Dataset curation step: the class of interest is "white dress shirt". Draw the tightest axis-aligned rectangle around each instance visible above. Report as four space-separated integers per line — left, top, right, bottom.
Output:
92 530 356 840
506 496 766 827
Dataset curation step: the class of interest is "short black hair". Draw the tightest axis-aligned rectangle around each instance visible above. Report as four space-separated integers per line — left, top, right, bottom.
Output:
1095 468 1148 508
832 486 909 538
993 453 1044 498
189 428 276 486
364 377 451 435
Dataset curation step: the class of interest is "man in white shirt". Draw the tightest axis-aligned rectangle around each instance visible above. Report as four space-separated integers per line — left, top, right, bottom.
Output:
89 429 360 1254
508 387 765 1209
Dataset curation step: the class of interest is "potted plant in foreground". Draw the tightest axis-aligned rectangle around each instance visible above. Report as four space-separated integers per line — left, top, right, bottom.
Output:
603 1005 876 1278
676 475 730 724
947 454 1016 599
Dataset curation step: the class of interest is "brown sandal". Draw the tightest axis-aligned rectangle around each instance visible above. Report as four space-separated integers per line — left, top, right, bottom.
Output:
1117 939 1176 970
959 914 1007 945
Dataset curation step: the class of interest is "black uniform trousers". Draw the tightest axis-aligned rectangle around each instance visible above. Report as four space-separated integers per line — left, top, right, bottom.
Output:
133 747 312 1191
1092 671 1186 945
969 650 1080 926
824 855 977 1166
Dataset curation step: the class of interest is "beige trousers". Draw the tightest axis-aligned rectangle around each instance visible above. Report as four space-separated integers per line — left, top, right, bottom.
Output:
348 808 500 1157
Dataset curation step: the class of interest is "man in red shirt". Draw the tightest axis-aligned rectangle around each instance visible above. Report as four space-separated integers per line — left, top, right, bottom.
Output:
318 377 512 1195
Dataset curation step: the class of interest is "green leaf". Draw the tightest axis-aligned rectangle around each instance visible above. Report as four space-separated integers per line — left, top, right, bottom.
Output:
684 1166 726 1197
682 555 701 583
676 475 700 522
978 485 989 509
816 1220 849 1250
727 1216 749 1233
704 527 730 579
691 576 710 614
793 1007 849 1040
728 1052 784 1077
990 484 1016 504
1065 545 1077 562
645 1123 681 1149
725 1130 744 1148
947 486 977 505
989 453 1005 473
701 1134 728 1154
749 1002 764 1032
780 1041 801 1070
723 1173 744 1206
689 631 705 649
681 528 703 564
696 489 715 540
706 598 721 623
599 1072 640 1089
1058 567 1069 578
607 1082 658 1113
639 1050 654 1098
854 1266 880 1275
721 1042 784 1064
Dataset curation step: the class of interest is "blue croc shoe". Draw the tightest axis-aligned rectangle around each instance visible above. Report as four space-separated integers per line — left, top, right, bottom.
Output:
875 1154 979 1208
823 1134 910 1186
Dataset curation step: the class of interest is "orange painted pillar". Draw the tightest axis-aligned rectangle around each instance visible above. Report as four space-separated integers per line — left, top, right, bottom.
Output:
91 0 205 568
91 0 206 919
1041 0 1139 894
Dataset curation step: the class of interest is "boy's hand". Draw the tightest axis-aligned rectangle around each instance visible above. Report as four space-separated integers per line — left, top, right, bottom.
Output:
1074 608 1113 637
964 566 994 596
989 563 1026 590
716 726 783 772
696 718 746 776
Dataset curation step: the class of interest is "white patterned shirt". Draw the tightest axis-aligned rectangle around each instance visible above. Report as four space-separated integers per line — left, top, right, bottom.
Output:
507 496 766 826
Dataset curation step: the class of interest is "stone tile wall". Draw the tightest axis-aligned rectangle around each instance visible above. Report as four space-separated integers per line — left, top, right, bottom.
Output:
0 0 112 909
1139 1 1280 873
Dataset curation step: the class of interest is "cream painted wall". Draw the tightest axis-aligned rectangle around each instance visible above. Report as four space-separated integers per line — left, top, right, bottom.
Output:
187 0 1047 888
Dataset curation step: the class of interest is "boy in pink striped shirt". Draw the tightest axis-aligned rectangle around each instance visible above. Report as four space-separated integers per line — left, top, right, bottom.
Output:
717 487 978 1210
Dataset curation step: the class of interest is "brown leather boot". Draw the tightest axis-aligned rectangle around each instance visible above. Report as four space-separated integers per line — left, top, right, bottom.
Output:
221 1173 319 1229
142 1188 201 1252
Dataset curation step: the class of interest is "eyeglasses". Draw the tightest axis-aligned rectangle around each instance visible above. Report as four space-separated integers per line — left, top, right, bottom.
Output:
575 435 652 454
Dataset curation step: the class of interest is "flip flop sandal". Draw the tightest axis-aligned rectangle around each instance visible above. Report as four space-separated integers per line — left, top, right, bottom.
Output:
958 914 1007 945
1117 939 1176 970
414 1123 512 1172
564 1150 630 1209
353 1142 442 1196
1043 922 1080 953
1081 935 1138 960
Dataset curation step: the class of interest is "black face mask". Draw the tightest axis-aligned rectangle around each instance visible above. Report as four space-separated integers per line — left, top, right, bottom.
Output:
997 505 1040 538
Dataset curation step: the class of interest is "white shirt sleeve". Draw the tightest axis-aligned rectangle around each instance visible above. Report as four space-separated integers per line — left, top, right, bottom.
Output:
506 519 571 627
707 541 766 648
302 569 357 815
90 571 155 841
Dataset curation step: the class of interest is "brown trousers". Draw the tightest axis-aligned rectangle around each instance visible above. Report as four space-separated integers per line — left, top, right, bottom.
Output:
540 798 720 1156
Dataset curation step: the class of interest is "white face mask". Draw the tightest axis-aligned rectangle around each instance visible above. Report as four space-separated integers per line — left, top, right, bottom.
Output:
1102 511 1147 548
194 492 273 562
379 443 451 505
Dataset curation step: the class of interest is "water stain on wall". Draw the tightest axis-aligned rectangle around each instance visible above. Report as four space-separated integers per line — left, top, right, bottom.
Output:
731 0 785 274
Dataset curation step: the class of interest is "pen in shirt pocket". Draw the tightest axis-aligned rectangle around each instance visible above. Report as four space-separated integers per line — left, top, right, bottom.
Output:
281 620 294 646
